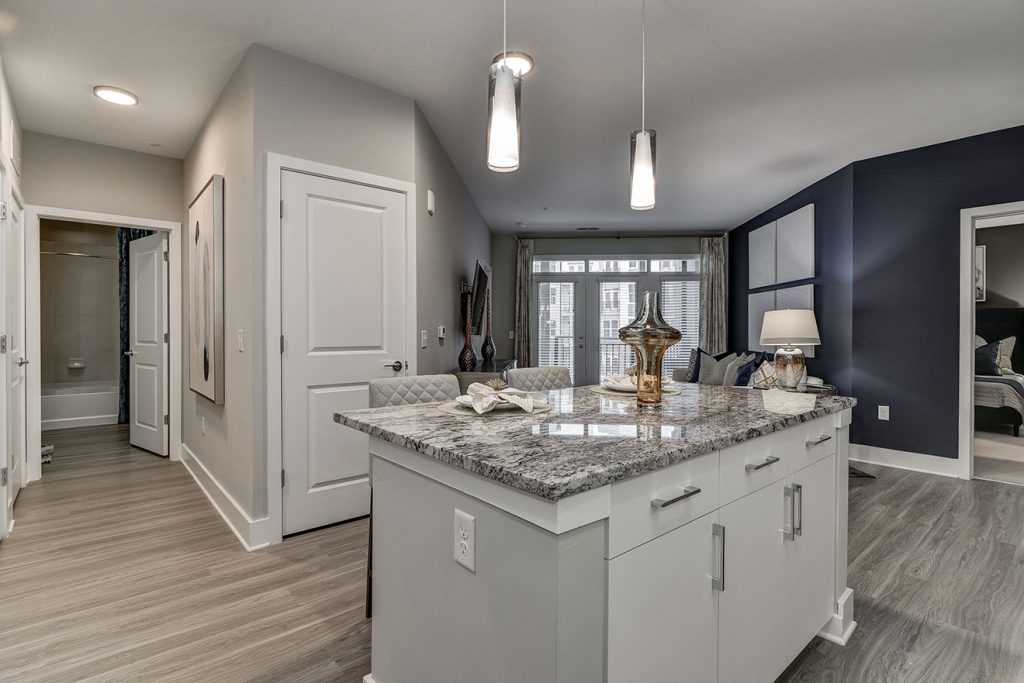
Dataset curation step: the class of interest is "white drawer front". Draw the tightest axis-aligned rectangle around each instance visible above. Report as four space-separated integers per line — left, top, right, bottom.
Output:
607 452 719 558
719 416 835 506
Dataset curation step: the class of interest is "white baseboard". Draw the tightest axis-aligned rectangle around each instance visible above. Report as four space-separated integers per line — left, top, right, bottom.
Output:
180 444 276 551
850 444 961 478
363 675 378 683
818 587 857 645
41 414 118 431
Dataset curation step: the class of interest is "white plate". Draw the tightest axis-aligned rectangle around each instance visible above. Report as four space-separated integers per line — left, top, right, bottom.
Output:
455 395 520 410
602 377 638 393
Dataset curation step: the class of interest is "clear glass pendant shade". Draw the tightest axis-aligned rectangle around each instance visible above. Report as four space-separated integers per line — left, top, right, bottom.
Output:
487 65 521 172
630 129 656 210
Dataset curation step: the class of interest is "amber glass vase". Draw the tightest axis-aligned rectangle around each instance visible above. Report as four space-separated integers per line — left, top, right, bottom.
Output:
618 291 682 405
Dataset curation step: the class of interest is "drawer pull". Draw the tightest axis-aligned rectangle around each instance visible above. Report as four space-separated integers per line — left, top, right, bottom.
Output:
651 486 701 509
712 523 726 591
783 485 796 541
806 434 832 448
745 455 780 472
793 483 803 536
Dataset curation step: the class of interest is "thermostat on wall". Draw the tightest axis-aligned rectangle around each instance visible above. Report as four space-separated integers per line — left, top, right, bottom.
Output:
437 324 446 340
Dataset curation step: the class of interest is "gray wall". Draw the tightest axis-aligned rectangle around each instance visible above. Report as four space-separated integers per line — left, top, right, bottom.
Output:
490 234 701 359
976 223 1024 309
39 220 119 387
182 50 258 515
414 105 492 373
181 44 491 519
21 131 182 223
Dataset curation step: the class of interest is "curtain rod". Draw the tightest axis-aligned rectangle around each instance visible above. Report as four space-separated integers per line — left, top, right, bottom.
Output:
513 232 727 240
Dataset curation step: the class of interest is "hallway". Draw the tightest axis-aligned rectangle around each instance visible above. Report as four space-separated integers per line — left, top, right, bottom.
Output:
0 425 371 682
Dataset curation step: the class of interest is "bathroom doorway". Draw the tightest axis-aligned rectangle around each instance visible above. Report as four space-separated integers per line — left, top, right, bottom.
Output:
39 220 169 456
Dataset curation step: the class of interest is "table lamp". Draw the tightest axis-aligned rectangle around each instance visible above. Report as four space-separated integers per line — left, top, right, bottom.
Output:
760 309 820 390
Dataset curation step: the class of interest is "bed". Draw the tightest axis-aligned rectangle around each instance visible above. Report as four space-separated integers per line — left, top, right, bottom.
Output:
975 375 1024 437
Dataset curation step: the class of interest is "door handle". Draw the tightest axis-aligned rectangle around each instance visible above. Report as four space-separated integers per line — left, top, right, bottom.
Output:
783 485 796 541
712 523 726 591
745 455 780 472
793 483 803 537
384 360 404 372
15 357 29 367
650 485 701 509
124 350 136 357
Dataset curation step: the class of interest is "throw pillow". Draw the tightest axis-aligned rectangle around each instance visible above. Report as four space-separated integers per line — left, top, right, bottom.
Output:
733 358 760 387
682 347 700 382
975 341 1002 376
750 360 778 389
722 353 755 386
975 334 988 349
998 336 1016 374
699 352 737 385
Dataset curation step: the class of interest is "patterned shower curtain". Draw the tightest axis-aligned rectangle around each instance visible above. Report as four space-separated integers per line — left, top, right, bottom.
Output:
117 228 154 424
513 236 534 367
699 234 728 355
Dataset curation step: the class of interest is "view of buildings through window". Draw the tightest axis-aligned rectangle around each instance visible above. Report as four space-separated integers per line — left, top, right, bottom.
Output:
533 257 700 384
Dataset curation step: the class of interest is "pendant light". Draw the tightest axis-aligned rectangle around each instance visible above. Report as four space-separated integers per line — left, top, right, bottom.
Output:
487 0 532 172
630 0 656 210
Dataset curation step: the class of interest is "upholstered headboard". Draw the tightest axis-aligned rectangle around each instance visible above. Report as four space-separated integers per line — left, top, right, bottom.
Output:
976 308 1024 372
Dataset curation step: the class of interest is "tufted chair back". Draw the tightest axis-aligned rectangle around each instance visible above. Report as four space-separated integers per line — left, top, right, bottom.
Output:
368 374 461 408
506 366 573 392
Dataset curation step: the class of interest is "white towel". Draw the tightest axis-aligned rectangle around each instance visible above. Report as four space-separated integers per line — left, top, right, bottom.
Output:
465 383 548 414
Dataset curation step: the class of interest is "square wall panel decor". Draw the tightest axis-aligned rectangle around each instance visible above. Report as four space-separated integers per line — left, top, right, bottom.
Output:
748 204 814 288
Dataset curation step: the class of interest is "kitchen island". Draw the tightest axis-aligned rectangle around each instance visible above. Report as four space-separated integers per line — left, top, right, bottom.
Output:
336 384 857 683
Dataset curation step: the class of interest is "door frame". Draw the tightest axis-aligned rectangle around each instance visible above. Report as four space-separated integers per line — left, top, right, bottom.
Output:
958 200 1024 480
24 206 182 484
265 152 417 545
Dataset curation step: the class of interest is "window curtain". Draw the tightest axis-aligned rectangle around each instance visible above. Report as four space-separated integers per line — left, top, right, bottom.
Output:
117 228 154 424
699 235 728 355
513 236 534 367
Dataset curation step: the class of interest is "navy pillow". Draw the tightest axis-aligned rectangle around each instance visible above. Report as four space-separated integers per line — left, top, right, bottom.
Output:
976 341 1002 376
733 358 761 387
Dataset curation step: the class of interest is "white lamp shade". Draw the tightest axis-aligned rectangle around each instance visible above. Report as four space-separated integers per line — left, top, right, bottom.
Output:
487 65 520 172
760 309 820 346
630 129 656 210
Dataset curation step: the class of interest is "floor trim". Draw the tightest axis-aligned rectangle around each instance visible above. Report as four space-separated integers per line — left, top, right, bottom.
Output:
41 415 118 431
850 444 961 478
180 444 273 551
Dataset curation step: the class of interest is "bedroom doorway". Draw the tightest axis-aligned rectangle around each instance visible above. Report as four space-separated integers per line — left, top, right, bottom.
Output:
960 201 1024 483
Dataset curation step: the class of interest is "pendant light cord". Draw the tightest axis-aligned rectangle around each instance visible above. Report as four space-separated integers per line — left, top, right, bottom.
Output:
503 0 507 62
641 0 646 131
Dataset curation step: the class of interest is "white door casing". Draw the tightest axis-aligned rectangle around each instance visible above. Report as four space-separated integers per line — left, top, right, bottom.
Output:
128 232 169 455
6 187 26 523
280 169 410 535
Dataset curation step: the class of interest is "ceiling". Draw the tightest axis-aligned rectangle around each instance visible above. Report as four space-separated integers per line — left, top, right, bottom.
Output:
1 0 1023 233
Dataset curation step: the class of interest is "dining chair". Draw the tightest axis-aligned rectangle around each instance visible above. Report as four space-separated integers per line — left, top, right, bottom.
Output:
507 366 573 391
364 373 461 619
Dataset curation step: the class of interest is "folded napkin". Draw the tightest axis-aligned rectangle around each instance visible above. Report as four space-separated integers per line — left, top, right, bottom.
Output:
465 383 548 414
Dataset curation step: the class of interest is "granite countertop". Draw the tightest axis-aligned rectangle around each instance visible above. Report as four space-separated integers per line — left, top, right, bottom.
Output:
334 384 856 501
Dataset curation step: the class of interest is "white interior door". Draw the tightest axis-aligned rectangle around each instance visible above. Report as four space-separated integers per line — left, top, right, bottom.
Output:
281 170 409 535
5 187 25 520
127 232 168 455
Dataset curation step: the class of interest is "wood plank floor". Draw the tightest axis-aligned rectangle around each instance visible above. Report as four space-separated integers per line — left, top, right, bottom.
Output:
4 426 1024 681
0 425 371 682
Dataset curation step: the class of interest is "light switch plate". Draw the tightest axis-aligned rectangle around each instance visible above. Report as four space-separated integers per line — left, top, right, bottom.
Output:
508 330 515 340
420 330 428 349
454 509 475 572
237 329 245 352
437 324 446 340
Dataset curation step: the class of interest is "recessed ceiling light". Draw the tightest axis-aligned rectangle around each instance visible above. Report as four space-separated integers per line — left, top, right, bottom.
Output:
489 51 534 78
93 85 138 106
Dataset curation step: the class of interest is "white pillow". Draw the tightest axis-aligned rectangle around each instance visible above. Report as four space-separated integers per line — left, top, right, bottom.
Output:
699 352 737 385
722 353 755 386
998 336 1016 374
975 334 987 349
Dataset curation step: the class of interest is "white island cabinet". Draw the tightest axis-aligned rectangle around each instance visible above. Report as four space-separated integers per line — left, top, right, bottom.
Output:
336 385 856 683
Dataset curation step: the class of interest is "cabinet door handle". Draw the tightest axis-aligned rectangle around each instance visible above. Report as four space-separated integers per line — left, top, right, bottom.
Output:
783 485 796 541
745 455 780 472
793 483 803 536
806 435 832 448
651 486 701 509
712 523 725 592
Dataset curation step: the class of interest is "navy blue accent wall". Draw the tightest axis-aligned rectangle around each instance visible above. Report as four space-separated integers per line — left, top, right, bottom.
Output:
728 166 854 394
729 124 1024 460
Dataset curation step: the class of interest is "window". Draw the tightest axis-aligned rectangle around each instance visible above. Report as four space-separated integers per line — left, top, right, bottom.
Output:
533 259 585 273
532 255 700 385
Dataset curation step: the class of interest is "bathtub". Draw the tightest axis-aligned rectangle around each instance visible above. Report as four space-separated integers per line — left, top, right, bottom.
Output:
41 382 120 431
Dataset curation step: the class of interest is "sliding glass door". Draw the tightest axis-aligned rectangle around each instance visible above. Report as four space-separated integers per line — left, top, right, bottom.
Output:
532 256 699 386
